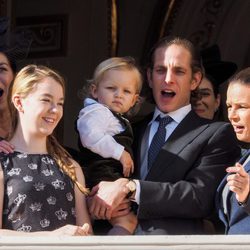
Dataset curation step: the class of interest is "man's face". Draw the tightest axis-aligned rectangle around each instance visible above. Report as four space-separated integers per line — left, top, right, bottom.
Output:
147 44 201 113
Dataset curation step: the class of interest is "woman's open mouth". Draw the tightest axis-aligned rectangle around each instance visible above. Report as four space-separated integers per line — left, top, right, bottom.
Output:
233 125 244 134
0 88 4 97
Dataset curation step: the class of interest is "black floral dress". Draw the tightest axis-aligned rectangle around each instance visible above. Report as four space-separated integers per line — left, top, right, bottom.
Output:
1 151 76 232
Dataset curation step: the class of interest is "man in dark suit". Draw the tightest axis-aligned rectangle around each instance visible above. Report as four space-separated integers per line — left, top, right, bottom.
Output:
88 37 240 234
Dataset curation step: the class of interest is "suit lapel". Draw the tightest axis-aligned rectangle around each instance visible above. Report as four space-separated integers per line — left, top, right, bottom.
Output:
240 149 250 171
146 111 209 179
244 159 250 172
216 175 228 226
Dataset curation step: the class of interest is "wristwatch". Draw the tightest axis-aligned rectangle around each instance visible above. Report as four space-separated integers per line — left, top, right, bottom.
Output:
125 179 136 198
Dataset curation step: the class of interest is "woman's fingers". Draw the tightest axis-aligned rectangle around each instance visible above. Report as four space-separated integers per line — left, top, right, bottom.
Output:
226 163 248 176
0 140 14 153
226 163 250 202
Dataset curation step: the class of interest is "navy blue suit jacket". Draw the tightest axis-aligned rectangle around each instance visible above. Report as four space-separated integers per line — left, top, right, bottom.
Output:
132 110 241 235
216 149 250 234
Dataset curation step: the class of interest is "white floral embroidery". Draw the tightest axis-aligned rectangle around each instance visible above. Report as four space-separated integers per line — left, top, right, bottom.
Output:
8 213 21 223
52 179 65 190
14 193 27 207
7 185 13 196
7 168 21 176
28 163 38 170
17 153 28 159
42 169 54 176
71 207 76 216
66 192 73 201
29 202 42 212
23 175 33 182
55 208 68 220
33 182 46 191
40 219 50 228
42 156 54 165
17 224 32 232
47 196 56 205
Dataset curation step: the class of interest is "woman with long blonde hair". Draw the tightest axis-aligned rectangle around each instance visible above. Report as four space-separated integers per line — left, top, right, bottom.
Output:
0 64 92 236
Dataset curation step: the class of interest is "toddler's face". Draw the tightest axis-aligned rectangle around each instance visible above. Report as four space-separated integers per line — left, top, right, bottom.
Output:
91 69 139 114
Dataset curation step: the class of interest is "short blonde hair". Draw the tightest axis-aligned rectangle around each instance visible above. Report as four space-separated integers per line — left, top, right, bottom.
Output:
80 56 143 100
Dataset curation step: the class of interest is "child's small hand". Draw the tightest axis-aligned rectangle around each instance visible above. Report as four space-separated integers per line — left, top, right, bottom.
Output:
120 150 134 177
0 140 14 153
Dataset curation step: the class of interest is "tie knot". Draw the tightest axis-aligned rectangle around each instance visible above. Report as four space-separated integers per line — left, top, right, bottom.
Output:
156 115 172 127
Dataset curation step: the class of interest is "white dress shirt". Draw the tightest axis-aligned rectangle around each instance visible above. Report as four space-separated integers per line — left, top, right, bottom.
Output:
134 104 192 204
77 98 125 160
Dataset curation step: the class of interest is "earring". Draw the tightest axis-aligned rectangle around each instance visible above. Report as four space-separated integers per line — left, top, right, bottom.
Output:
18 105 24 112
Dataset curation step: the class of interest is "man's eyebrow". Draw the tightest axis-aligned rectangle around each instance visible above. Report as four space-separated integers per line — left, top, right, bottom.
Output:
173 65 186 70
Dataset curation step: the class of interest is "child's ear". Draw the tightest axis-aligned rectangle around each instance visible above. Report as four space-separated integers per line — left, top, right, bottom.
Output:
12 95 24 112
90 83 98 99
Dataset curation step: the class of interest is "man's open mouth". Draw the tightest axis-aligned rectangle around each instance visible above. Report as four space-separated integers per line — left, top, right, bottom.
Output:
161 90 176 98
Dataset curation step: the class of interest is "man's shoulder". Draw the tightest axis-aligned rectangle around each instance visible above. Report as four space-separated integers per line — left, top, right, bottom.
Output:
183 110 230 127
176 111 235 140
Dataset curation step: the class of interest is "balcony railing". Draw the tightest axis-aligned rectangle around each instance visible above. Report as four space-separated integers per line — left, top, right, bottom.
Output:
1 235 250 250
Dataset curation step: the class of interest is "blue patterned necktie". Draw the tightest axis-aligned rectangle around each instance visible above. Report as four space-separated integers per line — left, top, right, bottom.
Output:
147 115 173 170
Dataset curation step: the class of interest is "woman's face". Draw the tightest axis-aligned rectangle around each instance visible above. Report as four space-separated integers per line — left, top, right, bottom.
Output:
192 77 220 120
17 77 64 137
227 82 250 143
0 52 14 111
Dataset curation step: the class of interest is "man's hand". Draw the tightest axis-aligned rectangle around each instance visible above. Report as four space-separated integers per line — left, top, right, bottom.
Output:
120 150 134 177
227 162 250 203
89 178 129 220
111 198 131 218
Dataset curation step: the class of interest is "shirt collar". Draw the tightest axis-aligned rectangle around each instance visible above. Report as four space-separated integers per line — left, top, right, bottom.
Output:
150 104 192 125
84 97 97 107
